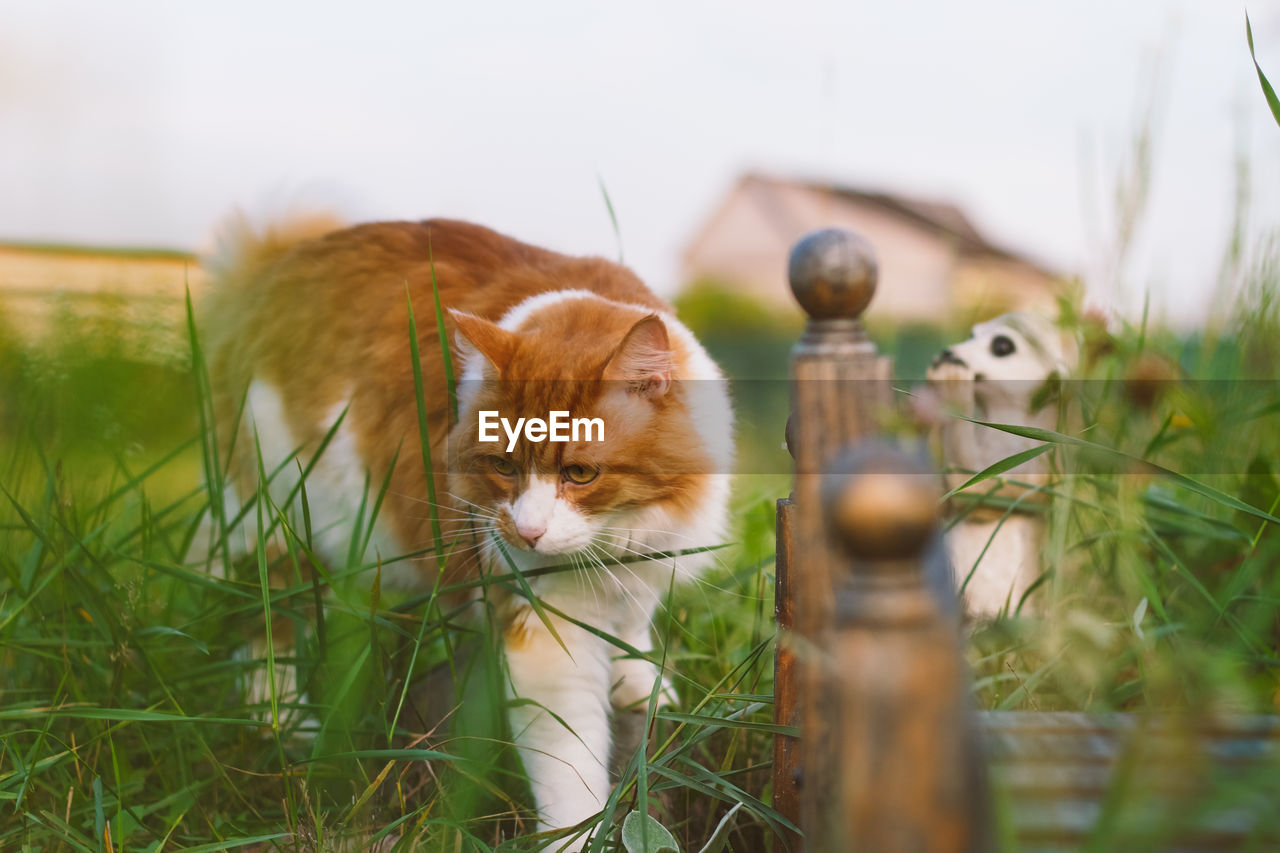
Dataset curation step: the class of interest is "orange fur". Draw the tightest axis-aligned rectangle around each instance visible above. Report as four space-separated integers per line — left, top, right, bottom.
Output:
201 216 732 844
202 217 717 592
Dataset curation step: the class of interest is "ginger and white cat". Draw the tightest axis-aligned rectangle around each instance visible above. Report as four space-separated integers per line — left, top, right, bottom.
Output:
200 217 733 848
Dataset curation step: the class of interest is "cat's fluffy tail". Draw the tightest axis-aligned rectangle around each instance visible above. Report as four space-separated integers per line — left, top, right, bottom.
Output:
206 210 345 284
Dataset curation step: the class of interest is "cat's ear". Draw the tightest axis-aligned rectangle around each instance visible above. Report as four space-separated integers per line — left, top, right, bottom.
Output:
449 310 517 374
603 314 672 399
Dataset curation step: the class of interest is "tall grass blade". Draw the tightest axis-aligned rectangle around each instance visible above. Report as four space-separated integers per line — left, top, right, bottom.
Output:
184 286 230 578
246 406 349 547
176 833 293 852
1247 13 1280 128
490 534 568 654
971 418 1280 525
598 174 625 263
698 802 745 853
427 244 459 424
0 706 266 727
941 442 1052 500
386 569 445 742
359 438 402 562
404 286 446 566
297 747 460 763
253 443 279 732
92 776 105 853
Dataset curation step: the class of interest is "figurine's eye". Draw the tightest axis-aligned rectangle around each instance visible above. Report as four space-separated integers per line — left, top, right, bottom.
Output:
490 457 517 477
562 464 598 485
990 335 1016 357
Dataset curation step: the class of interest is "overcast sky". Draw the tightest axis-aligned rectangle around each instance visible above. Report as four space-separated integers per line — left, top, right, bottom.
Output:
3 1 1279 326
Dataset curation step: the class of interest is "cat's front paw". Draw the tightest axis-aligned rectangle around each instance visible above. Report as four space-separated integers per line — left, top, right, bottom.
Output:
610 658 677 710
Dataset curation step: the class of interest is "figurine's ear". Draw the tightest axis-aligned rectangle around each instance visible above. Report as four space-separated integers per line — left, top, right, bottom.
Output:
449 310 518 375
603 315 672 399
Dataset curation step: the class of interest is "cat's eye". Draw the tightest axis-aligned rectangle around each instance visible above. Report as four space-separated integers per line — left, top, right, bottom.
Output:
489 457 517 477
990 335 1016 357
562 464 598 485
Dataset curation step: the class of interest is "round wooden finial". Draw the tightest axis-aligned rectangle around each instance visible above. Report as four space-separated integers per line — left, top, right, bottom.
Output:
823 445 939 561
788 228 878 320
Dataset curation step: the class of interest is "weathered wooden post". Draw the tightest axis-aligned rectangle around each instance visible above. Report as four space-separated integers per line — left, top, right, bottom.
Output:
821 444 989 851
773 229 890 849
774 228 988 851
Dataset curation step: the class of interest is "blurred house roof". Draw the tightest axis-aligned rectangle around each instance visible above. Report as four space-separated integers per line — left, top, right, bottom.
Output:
680 173 1062 323
826 187 998 258
684 172 1052 270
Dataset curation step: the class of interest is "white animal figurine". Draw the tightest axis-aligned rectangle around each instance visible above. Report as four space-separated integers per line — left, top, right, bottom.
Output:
926 313 1077 618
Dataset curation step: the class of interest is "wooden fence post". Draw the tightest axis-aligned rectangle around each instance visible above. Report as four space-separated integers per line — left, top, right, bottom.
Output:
821 444 989 851
774 228 988 851
773 228 889 849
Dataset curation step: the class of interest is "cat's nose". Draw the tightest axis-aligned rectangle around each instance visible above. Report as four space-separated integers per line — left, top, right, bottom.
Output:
517 523 546 548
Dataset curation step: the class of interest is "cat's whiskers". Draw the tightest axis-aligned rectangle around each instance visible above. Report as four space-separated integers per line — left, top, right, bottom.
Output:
596 523 733 575
592 542 712 650
588 540 707 618
597 523 707 540
434 521 496 536
582 542 656 620
592 533 687 575
590 553 624 618
585 555 606 616
434 536 496 562
570 551 604 615
391 502 480 522
574 552 588 604
590 530 747 601
435 515 500 538
569 551 587 607
392 490 501 522
444 492 504 519
409 523 499 564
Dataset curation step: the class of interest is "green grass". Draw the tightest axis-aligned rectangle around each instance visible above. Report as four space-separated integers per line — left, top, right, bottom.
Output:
962 286 1280 718
4 221 1280 851
0 306 786 851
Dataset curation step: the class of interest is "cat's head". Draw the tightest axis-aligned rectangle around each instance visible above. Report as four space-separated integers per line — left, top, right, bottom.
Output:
445 296 722 559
